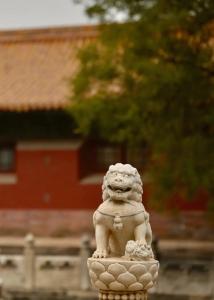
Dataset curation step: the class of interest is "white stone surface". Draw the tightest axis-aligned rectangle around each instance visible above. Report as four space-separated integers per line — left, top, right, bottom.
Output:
93 163 153 259
24 233 36 290
88 257 159 291
88 163 159 299
80 234 91 290
125 241 154 261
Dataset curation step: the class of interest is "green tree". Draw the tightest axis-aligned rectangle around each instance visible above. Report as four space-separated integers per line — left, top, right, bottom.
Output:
70 0 214 205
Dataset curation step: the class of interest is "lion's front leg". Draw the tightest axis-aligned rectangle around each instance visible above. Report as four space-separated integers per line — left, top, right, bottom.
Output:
134 223 147 245
134 222 154 259
93 224 109 258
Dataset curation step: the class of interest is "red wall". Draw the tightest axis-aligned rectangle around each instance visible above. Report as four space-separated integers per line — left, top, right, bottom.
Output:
0 144 101 209
0 142 208 211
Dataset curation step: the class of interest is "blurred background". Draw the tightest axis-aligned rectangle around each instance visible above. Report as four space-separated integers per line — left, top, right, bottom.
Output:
0 0 213 299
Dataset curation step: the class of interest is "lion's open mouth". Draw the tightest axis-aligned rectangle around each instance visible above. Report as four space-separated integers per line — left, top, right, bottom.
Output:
108 185 131 193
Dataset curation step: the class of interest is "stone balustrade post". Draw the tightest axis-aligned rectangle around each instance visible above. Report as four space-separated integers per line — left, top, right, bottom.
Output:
0 278 3 300
24 233 36 290
80 234 91 290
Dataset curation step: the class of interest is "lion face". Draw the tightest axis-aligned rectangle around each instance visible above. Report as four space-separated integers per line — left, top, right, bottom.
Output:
107 170 135 201
102 163 143 202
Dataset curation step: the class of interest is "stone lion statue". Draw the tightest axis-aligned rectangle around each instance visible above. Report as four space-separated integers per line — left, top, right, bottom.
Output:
93 163 153 259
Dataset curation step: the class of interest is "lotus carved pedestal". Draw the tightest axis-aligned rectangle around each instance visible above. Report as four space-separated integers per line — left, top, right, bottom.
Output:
88 257 159 299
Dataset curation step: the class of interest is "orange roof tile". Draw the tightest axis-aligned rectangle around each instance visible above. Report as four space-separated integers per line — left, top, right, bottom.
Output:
0 26 97 111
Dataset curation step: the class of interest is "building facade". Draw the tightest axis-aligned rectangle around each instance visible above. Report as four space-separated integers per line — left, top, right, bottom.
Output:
0 26 210 237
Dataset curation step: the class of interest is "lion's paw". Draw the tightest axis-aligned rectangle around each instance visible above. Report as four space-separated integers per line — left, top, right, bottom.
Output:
93 249 108 258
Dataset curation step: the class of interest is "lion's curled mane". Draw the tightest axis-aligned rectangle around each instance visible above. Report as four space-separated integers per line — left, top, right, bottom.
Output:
102 163 143 203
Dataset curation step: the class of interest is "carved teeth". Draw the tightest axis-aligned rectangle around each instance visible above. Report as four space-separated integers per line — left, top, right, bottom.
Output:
108 185 131 193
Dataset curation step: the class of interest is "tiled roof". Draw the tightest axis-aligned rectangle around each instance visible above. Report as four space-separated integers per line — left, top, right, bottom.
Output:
0 26 97 111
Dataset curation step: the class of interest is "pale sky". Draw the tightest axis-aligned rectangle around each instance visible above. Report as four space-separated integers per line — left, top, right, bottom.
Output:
0 0 93 29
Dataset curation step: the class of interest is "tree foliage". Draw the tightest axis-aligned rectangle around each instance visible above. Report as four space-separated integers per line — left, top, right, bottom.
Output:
70 0 214 203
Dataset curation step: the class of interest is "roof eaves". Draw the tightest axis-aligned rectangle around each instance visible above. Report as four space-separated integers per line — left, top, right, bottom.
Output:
0 25 98 44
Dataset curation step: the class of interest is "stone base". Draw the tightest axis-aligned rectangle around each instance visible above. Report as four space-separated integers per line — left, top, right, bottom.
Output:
88 257 159 293
99 290 147 300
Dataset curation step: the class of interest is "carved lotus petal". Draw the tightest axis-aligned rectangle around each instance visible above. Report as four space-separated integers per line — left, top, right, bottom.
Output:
95 280 108 290
139 273 152 287
107 263 127 278
149 264 158 275
109 281 126 291
99 272 115 284
128 282 143 291
89 270 97 282
117 272 136 286
91 261 105 274
144 281 154 290
129 264 147 277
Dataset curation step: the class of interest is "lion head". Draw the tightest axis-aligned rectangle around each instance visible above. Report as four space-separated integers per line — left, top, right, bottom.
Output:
102 163 143 202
